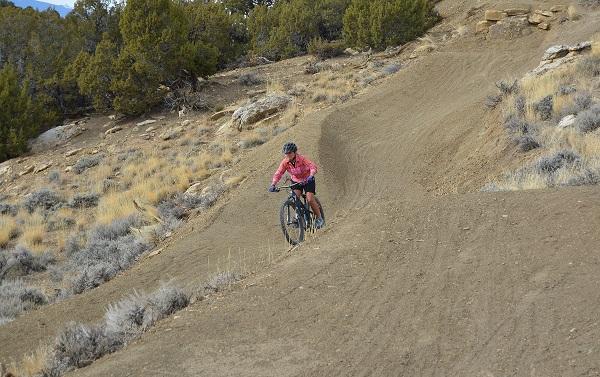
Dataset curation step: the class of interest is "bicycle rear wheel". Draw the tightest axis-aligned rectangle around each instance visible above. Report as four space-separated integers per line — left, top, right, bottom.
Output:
280 200 305 245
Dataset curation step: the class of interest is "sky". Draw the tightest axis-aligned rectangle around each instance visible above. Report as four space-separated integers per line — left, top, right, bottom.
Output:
44 0 73 7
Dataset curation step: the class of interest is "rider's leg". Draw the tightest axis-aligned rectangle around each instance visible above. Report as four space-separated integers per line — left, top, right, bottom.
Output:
306 192 322 219
293 189 303 200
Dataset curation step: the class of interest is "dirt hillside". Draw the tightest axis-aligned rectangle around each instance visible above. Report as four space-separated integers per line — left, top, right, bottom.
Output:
2 0 600 376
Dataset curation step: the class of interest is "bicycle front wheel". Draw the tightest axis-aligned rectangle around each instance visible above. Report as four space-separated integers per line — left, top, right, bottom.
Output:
280 200 305 245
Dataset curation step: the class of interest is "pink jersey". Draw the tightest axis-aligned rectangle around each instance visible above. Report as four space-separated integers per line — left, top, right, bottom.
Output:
272 154 318 185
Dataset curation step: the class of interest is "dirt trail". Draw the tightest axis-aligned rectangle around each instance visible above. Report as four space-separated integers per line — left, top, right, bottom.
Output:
2 2 600 375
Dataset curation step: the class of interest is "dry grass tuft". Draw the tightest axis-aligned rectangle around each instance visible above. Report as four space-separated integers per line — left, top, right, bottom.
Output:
485 37 600 191
0 215 18 247
19 212 47 251
266 80 286 94
7 346 51 377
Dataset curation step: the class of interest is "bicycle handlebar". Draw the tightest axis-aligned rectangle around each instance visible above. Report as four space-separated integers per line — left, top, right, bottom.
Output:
276 183 304 191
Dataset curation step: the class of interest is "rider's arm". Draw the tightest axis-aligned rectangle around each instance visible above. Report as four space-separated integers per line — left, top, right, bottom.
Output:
272 160 287 186
305 156 318 176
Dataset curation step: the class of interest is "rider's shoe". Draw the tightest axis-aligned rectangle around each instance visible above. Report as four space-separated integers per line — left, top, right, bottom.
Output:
315 217 325 229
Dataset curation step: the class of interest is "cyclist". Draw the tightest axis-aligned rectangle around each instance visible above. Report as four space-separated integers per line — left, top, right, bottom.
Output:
269 142 325 229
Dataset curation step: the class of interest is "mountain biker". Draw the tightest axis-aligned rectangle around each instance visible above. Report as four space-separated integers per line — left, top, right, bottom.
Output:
269 142 325 229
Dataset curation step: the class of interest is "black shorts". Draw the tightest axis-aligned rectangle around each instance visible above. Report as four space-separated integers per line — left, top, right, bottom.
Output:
291 179 316 194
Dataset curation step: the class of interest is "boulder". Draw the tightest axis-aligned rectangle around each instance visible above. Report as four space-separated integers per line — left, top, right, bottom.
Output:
476 20 493 33
29 122 85 152
528 13 545 24
558 114 576 128
104 126 122 136
65 148 82 157
136 119 157 127
485 9 507 21
231 95 292 131
542 45 571 60
488 17 531 39
505 8 529 16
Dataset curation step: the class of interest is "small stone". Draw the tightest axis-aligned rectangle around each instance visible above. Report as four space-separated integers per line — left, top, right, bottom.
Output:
476 20 493 33
550 5 566 12
19 165 34 176
504 8 529 15
528 13 544 24
136 119 157 127
210 109 235 121
344 47 360 56
181 120 192 127
65 148 82 157
145 126 156 132
148 248 163 258
104 126 122 136
65 166 73 172
485 9 507 21
535 9 554 17
91 149 99 154
538 22 550 30
34 164 51 173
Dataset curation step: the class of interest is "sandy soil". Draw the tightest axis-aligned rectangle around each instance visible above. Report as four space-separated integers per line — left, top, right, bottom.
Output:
1 1 600 376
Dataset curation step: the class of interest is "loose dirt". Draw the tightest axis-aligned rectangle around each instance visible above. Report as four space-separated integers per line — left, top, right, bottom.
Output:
2 1 600 376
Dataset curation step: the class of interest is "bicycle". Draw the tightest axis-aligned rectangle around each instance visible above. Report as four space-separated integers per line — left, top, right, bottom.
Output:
275 182 325 245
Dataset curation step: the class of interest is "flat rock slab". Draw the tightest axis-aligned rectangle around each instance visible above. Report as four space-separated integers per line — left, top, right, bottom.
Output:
485 9 507 20
105 126 123 135
136 119 157 127
505 8 529 15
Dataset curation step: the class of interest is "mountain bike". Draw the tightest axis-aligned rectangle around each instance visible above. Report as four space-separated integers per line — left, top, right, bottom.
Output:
275 182 325 245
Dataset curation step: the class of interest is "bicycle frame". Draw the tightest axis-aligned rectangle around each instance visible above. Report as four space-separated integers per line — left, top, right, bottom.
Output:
278 183 313 227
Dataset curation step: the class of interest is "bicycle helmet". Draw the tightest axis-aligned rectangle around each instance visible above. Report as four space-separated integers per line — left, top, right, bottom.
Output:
282 142 297 154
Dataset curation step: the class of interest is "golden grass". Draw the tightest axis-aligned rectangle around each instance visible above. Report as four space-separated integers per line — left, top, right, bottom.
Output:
486 36 600 192
0 215 18 247
95 148 230 224
266 80 285 94
19 212 46 252
7 346 50 377
96 191 138 224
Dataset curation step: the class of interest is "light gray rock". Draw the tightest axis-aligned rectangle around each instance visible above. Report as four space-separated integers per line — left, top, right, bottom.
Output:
104 126 122 135
231 95 292 131
558 114 576 128
136 119 157 127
